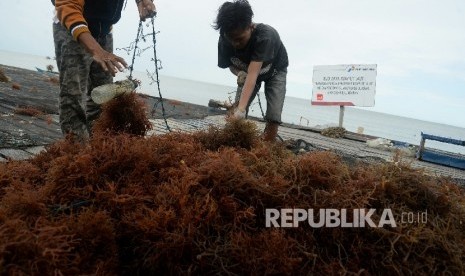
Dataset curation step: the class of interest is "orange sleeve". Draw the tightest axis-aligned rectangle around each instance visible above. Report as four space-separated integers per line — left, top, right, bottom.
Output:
55 0 89 41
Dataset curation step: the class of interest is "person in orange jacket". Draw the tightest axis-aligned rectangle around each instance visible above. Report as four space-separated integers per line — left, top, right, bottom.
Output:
52 0 156 141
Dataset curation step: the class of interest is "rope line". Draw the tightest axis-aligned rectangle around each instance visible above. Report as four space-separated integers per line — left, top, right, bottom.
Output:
122 18 171 132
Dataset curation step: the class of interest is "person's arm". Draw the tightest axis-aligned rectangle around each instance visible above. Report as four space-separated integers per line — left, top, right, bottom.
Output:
55 0 87 41
237 61 262 112
55 0 127 76
78 33 127 76
229 66 247 86
136 0 156 21
229 66 240 76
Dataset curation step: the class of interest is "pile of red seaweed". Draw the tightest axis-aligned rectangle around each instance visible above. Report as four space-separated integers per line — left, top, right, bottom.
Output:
0 93 464 275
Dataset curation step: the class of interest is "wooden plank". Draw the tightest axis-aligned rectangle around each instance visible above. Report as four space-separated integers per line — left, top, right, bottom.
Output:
0 148 33 161
421 132 465 146
0 116 58 147
0 65 59 114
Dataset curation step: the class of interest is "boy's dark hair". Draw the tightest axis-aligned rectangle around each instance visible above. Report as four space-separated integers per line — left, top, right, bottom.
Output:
213 0 254 35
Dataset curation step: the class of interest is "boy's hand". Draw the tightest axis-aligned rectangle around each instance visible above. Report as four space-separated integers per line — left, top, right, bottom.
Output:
137 0 156 21
237 71 247 86
232 107 246 120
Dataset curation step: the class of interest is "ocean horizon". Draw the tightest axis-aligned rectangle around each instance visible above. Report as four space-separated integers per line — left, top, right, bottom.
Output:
1 49 465 155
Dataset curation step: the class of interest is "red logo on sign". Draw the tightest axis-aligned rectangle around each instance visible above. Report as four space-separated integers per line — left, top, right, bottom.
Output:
317 94 323 101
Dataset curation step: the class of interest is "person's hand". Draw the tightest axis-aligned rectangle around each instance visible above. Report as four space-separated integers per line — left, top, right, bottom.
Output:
92 48 127 77
237 71 247 86
137 0 156 21
78 32 128 76
232 107 246 120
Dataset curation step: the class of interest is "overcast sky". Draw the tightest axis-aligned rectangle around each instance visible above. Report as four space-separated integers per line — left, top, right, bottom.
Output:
1 0 464 127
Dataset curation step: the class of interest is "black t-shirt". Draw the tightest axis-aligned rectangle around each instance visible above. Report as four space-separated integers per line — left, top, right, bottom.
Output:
218 23 288 81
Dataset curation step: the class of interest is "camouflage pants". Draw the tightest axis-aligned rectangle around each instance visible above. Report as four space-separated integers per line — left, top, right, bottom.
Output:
53 23 113 141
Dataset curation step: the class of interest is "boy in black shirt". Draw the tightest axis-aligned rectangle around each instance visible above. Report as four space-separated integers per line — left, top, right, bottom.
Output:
214 0 288 141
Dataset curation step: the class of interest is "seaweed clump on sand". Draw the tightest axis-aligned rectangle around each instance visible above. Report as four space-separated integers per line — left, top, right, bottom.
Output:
92 92 152 136
193 117 260 150
13 106 45 117
0 69 9 83
0 93 464 275
321 126 346 138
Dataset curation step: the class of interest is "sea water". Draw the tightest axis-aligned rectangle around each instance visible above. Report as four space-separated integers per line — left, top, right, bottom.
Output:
1 50 464 154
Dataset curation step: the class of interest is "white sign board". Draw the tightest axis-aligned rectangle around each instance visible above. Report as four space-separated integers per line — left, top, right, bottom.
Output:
312 64 377 106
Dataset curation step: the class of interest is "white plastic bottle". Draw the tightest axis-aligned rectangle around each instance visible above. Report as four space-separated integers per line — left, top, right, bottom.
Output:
91 79 138 104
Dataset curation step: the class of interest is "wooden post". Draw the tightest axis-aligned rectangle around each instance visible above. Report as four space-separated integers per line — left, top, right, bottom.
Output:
300 116 310 126
417 136 426 159
338 106 345 128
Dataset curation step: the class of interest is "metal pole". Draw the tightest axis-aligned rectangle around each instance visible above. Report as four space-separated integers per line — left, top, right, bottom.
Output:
339 105 345 128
